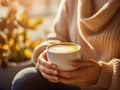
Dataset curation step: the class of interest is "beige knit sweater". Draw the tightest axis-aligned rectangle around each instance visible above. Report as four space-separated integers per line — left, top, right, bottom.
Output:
32 0 120 90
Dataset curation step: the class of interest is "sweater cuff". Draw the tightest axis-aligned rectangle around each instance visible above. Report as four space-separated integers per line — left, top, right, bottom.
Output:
96 61 113 88
32 40 61 64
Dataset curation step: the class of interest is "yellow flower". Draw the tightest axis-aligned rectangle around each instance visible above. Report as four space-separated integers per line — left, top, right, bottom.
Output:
24 49 32 59
1 44 9 50
28 17 44 29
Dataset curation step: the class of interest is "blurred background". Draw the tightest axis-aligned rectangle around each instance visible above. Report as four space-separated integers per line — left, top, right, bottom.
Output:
0 0 60 90
25 0 60 41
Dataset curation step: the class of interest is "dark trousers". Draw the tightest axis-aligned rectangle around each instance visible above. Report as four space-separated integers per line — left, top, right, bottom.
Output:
11 67 81 90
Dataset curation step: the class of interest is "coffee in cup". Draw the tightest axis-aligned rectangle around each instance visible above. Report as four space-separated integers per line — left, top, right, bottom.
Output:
46 42 81 71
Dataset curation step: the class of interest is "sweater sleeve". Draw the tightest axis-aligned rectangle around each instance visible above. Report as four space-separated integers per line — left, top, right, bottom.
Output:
32 40 61 64
109 59 120 90
47 0 69 42
32 0 69 64
96 58 120 90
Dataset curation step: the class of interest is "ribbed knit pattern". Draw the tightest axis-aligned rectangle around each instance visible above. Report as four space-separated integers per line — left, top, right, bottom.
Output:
77 0 120 62
77 1 120 89
109 59 120 90
96 62 113 88
32 0 120 90
93 0 108 13
79 0 120 32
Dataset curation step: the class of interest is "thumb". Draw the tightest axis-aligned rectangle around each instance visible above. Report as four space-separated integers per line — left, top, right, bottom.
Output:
71 59 95 67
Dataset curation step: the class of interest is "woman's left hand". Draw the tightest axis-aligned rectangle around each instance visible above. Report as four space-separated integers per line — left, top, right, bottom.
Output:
57 59 101 87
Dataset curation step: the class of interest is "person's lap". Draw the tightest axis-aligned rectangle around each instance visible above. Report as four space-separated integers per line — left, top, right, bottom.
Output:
11 67 80 90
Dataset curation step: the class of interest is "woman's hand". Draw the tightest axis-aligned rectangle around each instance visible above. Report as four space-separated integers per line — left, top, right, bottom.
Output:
35 50 59 83
58 59 101 87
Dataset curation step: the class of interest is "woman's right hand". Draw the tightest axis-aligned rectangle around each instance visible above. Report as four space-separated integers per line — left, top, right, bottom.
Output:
35 50 59 83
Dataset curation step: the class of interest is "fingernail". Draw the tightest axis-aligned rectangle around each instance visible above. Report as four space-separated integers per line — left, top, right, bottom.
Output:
35 63 39 69
54 77 58 80
52 65 56 68
53 70 57 75
71 61 77 66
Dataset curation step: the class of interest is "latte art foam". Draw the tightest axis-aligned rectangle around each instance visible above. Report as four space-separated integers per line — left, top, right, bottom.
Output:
48 44 79 53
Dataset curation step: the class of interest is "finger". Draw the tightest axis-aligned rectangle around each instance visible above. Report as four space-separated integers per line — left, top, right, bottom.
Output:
73 80 95 88
38 51 48 65
41 72 59 82
59 77 90 86
72 83 90 88
59 78 73 85
48 79 59 83
58 69 82 79
39 64 58 75
71 59 96 67
35 62 39 70
41 50 47 60
58 67 91 79
38 53 57 69
58 71 76 79
59 77 82 85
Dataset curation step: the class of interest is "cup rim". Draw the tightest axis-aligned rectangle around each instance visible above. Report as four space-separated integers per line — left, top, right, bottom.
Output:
46 42 81 54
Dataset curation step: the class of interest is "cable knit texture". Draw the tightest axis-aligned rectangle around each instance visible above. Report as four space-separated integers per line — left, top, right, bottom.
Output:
32 0 120 90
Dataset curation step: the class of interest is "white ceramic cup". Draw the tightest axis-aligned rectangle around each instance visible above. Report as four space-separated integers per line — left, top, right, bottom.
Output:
46 42 81 71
